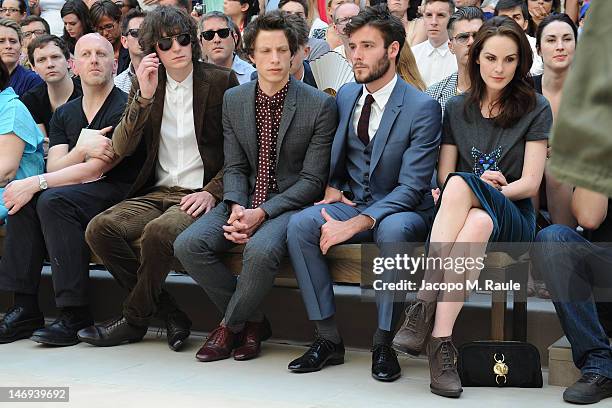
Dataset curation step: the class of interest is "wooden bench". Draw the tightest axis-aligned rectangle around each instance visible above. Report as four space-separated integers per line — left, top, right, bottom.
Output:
0 225 527 341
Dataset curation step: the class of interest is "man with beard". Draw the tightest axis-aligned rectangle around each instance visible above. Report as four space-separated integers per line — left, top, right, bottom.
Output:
286 5 441 381
90 0 130 75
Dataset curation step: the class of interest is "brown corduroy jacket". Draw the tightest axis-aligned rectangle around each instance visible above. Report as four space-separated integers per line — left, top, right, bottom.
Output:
112 61 239 200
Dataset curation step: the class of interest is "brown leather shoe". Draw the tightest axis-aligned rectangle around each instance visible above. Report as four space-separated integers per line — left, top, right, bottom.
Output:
392 299 436 356
427 336 463 398
234 318 272 361
195 326 238 362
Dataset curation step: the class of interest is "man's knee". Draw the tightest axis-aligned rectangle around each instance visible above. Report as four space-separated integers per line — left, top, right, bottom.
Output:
35 189 66 216
287 208 322 242
85 210 119 249
173 226 212 263
376 213 426 243
243 239 285 269
535 224 577 244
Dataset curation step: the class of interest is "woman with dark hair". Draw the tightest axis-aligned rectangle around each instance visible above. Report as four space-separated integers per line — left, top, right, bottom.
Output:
0 58 44 224
527 13 578 297
392 17 552 398
60 0 94 53
387 0 426 45
223 0 259 33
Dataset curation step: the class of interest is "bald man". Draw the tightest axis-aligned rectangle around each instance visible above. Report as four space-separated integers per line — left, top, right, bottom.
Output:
0 33 146 347
331 2 361 61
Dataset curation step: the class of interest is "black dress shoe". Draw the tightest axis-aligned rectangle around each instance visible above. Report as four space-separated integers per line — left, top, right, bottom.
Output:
564 373 612 404
30 312 93 346
77 316 147 347
371 344 401 382
166 310 192 352
0 306 44 344
288 337 345 373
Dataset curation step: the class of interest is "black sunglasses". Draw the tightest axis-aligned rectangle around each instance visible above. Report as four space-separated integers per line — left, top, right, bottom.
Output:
157 33 191 51
200 28 231 41
126 28 139 38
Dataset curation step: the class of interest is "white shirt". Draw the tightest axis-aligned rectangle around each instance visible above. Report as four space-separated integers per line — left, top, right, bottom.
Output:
527 35 544 76
351 74 398 141
411 40 458 87
156 70 204 189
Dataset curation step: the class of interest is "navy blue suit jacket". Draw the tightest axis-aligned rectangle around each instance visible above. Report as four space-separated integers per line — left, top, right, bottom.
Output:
329 77 442 221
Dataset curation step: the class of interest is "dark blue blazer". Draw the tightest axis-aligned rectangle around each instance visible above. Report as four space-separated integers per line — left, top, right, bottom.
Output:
329 77 442 221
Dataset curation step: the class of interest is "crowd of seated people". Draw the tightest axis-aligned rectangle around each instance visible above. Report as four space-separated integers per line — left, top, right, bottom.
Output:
1 0 610 405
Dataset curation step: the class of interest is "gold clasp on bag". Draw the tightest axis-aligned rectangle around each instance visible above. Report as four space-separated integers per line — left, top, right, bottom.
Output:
493 353 508 385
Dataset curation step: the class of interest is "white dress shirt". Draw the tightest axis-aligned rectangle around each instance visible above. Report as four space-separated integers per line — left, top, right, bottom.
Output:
527 34 544 76
156 70 204 189
351 74 398 141
411 40 458 87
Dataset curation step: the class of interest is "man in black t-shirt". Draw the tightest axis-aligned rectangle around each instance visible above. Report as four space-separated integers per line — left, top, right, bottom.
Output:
20 35 82 153
0 33 144 347
533 188 612 405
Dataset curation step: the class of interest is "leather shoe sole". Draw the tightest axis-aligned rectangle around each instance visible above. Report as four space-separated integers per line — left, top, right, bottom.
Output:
195 351 233 362
563 388 612 404
30 333 79 347
289 355 345 373
372 370 401 382
0 327 42 344
392 340 422 357
430 385 463 398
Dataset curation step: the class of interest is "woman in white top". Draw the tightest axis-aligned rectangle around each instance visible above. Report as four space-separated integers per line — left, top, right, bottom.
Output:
30 0 65 35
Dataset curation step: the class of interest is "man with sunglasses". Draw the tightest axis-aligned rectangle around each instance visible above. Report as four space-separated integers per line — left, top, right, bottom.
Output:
426 6 484 116
79 6 239 351
90 0 130 75
114 9 146 93
198 11 254 84
174 10 337 363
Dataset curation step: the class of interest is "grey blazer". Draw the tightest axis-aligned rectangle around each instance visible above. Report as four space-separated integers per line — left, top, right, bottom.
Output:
222 79 338 219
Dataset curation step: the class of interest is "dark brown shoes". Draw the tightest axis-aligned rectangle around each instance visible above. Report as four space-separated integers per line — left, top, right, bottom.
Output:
392 299 436 356
233 318 272 361
427 336 463 398
195 325 238 362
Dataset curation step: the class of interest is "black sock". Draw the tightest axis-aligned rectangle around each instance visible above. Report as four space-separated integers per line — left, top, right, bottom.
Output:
315 316 341 344
61 306 91 322
13 293 39 313
373 328 393 346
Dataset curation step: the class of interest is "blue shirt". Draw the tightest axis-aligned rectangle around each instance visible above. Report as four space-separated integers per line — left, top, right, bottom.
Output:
9 64 44 97
231 55 256 85
0 87 45 221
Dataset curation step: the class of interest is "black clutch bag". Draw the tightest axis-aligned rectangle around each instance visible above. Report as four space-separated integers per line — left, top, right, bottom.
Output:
457 341 543 388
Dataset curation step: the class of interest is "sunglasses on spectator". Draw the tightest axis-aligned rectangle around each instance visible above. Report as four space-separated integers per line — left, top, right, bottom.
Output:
453 31 478 45
23 29 46 39
157 33 191 51
200 28 230 41
0 7 20 13
97 22 116 32
126 28 139 38
334 16 351 25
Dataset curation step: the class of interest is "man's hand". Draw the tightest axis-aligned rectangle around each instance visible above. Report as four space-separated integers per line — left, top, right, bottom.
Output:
223 207 266 243
136 53 160 100
315 185 356 206
319 208 370 255
3 177 40 215
180 191 216 217
529 4 548 25
480 170 508 190
77 126 115 163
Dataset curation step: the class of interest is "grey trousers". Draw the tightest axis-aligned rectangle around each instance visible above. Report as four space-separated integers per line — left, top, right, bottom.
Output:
174 202 295 326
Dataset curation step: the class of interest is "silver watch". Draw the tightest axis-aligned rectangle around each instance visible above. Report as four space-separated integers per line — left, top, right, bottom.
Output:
38 175 48 191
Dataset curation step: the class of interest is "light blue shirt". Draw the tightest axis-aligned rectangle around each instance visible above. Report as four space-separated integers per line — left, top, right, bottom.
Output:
0 87 45 221
231 55 256 85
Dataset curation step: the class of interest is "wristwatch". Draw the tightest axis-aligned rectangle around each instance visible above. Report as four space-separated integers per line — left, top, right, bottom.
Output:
38 175 48 191
135 89 154 106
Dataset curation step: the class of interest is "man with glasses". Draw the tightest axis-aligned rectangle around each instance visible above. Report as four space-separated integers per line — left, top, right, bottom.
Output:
19 15 49 68
411 0 456 87
90 0 130 75
114 9 145 93
426 6 483 116
331 1 360 61
199 11 254 84
79 6 239 350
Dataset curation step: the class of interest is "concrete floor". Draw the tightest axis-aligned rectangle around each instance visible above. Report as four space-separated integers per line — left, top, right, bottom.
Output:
0 332 573 408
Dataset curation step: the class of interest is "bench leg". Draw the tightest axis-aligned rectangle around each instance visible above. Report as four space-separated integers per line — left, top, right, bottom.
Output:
491 289 507 340
512 262 529 341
